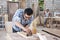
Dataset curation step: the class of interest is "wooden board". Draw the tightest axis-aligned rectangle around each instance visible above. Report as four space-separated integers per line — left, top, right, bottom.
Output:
17 32 33 38
42 28 60 38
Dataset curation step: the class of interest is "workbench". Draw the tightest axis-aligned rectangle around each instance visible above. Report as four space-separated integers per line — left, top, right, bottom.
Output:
1 28 60 40
6 33 39 40
44 17 60 28
5 27 60 40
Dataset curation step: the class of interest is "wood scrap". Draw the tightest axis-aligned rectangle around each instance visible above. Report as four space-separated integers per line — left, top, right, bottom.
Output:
17 32 33 38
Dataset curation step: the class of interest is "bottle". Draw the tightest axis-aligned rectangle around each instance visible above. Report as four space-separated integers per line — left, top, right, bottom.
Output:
32 27 36 34
29 19 37 34
32 23 37 34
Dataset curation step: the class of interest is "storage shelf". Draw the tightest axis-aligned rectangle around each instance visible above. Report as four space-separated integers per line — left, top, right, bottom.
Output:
0 15 5 28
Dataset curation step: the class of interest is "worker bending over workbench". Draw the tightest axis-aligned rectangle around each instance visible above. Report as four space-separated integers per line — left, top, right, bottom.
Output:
12 8 34 35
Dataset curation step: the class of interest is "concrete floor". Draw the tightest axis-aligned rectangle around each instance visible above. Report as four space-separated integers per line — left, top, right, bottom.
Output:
0 28 6 40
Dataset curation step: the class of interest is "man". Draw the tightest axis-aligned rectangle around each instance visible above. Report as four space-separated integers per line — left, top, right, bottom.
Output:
12 8 34 33
44 9 52 27
44 9 50 17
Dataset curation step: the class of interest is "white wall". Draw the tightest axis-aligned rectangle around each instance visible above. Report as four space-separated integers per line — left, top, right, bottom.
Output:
44 0 60 16
44 0 60 12
44 0 53 10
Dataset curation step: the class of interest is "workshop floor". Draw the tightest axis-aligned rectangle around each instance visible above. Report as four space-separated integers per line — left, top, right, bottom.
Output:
0 28 6 40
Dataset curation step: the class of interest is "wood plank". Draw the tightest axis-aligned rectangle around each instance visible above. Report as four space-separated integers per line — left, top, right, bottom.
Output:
6 33 39 40
17 32 33 38
42 28 60 38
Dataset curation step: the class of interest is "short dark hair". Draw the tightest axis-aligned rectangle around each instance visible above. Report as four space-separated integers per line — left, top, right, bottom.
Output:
24 8 33 16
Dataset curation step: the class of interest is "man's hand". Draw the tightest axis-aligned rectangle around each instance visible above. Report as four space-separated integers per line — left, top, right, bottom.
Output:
26 28 32 36
26 28 31 33
23 27 32 36
25 25 32 34
23 28 31 33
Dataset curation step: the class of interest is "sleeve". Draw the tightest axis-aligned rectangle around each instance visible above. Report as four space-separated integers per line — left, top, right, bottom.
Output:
12 16 21 22
12 9 22 22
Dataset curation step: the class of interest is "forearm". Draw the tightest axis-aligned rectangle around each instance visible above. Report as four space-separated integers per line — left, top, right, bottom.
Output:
25 25 29 28
15 22 26 31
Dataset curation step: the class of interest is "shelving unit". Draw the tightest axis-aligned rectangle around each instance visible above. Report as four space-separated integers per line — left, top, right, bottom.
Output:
0 15 5 28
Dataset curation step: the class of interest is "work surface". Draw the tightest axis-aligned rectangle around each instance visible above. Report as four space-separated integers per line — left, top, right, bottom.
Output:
42 28 60 38
0 30 39 40
0 28 60 40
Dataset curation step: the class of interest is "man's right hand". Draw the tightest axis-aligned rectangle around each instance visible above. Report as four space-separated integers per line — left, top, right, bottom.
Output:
23 28 32 35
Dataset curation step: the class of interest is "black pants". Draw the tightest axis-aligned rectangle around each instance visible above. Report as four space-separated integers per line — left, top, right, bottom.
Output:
13 28 18 33
12 28 22 33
